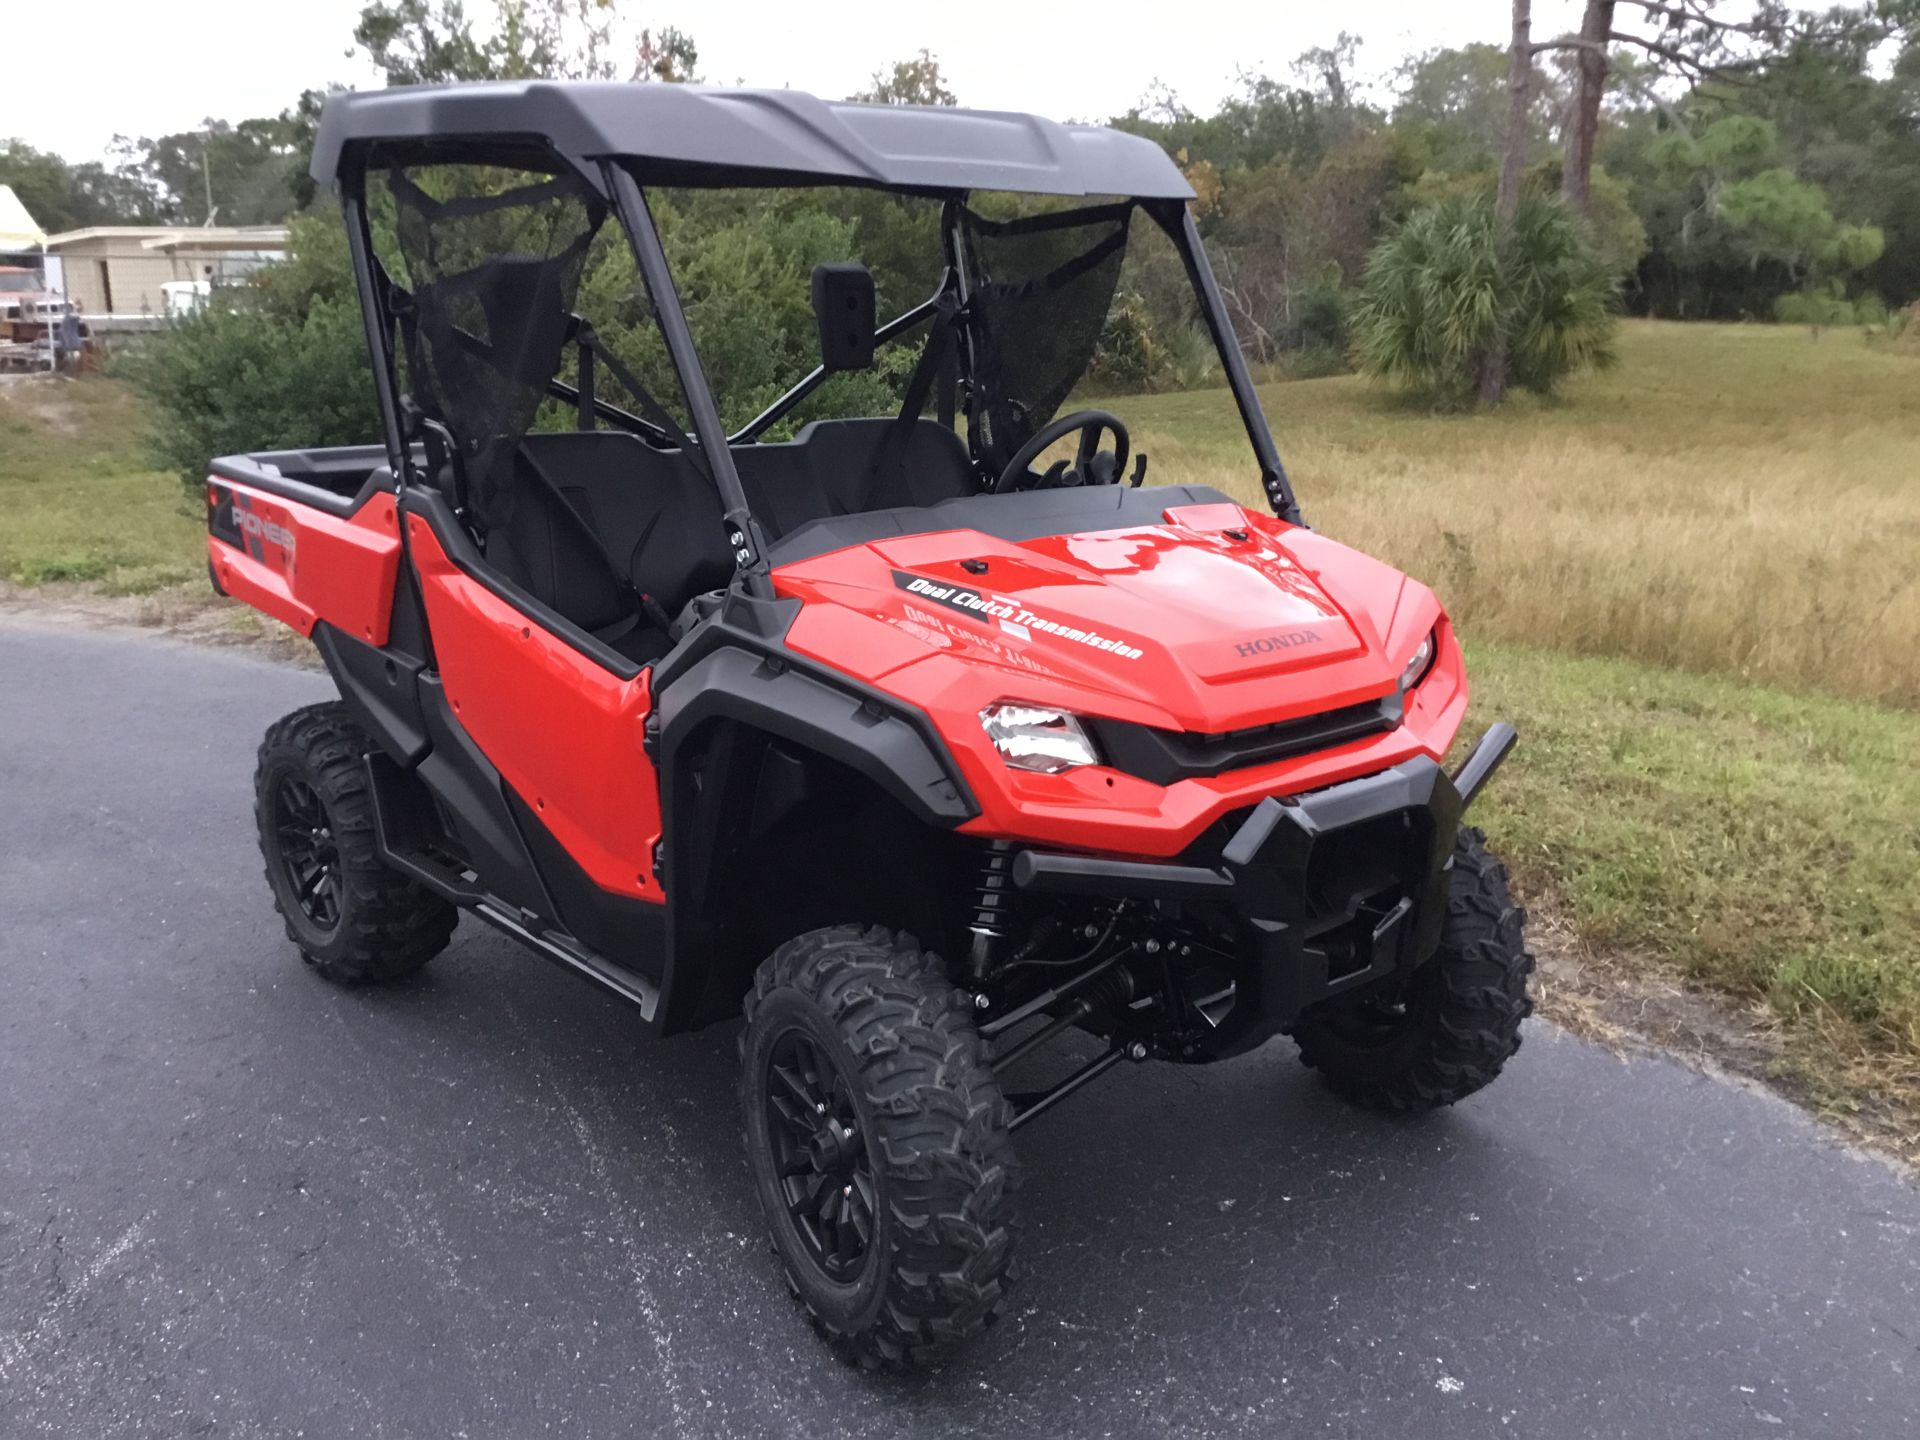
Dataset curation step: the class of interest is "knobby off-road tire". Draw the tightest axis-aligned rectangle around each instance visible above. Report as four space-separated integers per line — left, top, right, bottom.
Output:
254 702 456 984
740 926 1021 1369
1293 826 1534 1113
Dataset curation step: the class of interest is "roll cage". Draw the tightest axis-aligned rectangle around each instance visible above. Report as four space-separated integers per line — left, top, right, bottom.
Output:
322 83 1302 606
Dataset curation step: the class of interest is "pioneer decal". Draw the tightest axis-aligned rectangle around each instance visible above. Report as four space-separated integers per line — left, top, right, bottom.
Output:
232 506 297 559
891 570 1144 661
215 489 296 565
1233 628 1324 659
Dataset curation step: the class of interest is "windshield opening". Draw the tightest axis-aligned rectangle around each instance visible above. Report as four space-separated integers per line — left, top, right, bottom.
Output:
359 150 1262 545
639 182 1252 499
646 184 951 440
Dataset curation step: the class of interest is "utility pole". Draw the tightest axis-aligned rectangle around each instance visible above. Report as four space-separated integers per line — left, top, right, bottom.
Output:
202 139 216 226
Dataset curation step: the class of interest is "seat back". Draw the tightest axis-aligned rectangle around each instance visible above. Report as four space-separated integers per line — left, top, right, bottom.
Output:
484 451 632 633
510 433 732 616
498 417 975 622
731 418 975 539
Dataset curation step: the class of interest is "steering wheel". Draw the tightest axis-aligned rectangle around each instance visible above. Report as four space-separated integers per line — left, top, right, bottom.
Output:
991 409 1131 495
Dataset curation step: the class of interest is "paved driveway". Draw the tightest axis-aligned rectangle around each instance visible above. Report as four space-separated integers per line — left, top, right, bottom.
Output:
2 624 1915 1437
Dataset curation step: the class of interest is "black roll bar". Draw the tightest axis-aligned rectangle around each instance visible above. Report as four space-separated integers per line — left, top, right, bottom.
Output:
340 151 409 481
1150 200 1303 525
604 163 775 599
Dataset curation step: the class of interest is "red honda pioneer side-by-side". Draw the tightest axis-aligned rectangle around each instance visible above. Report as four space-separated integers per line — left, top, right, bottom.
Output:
209 82 1533 1367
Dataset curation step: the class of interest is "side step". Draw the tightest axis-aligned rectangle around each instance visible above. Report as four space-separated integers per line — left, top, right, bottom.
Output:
365 753 660 1023
473 902 661 1023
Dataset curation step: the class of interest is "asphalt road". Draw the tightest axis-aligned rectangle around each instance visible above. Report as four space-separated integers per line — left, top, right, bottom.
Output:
2 622 1917 1439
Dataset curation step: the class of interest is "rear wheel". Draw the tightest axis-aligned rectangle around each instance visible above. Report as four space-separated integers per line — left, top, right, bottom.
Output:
740 925 1020 1369
255 702 457 984
1293 826 1534 1112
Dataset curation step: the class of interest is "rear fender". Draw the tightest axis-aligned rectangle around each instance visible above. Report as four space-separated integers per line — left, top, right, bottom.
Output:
208 476 402 646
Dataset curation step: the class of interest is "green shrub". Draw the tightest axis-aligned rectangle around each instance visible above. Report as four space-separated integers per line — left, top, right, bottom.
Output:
1774 284 1887 333
1349 194 1616 406
1295 277 1350 354
125 211 378 492
1089 291 1181 392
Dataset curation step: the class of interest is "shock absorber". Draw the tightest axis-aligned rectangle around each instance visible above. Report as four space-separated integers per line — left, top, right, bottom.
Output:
966 841 1014 983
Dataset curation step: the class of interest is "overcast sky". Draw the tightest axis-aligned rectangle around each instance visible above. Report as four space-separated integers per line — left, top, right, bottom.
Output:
8 0 1592 163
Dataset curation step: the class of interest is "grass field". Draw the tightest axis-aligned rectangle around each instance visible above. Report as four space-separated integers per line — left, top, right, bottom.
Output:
0 379 204 593
2 321 1916 1145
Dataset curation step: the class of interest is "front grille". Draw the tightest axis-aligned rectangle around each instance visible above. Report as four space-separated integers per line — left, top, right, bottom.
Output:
1090 694 1401 785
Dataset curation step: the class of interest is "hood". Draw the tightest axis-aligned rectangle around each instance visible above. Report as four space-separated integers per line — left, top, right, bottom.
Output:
774 500 1432 734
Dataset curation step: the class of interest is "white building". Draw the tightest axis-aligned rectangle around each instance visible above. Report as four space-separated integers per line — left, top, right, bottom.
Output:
40 225 289 317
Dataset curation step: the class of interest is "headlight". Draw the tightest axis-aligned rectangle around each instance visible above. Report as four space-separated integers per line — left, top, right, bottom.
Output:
979 702 1101 773
1397 630 1437 693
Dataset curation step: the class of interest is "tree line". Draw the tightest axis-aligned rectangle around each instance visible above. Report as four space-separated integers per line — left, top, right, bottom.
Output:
4 0 1914 444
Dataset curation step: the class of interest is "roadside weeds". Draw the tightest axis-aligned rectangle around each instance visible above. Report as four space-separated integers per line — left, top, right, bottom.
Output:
0 579 321 668
1526 890 1917 1173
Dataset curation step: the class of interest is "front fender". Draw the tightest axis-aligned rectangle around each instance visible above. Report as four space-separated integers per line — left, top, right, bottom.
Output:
651 603 977 1031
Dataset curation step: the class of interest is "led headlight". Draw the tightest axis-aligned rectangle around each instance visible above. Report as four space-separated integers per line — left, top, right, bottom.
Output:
979 702 1100 774
1397 629 1437 693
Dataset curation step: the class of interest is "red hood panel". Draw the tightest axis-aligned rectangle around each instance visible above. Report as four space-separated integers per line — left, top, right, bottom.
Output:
775 502 1424 735
871 525 1368 682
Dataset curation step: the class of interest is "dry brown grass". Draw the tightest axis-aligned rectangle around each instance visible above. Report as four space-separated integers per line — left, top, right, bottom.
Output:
1125 321 1920 707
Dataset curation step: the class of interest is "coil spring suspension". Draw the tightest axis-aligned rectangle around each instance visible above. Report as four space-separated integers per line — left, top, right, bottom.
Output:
967 842 1014 982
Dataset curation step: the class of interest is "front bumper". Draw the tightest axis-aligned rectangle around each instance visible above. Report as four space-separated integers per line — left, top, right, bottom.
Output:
1011 723 1517 1052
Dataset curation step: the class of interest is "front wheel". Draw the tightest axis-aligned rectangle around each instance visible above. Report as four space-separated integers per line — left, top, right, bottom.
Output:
1292 826 1535 1112
739 926 1020 1369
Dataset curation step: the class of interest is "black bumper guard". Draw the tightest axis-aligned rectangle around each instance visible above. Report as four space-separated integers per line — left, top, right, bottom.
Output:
1010 723 1517 1046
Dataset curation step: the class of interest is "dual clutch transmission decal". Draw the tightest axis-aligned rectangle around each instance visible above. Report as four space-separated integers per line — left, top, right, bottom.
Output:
892 570 1144 661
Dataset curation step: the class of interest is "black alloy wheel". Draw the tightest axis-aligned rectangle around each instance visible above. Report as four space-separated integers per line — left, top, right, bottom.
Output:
253 701 456 984
763 1027 878 1284
740 925 1020 1368
271 773 343 931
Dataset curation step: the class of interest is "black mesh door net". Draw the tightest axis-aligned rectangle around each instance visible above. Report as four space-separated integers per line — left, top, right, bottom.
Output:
386 163 605 527
959 202 1131 478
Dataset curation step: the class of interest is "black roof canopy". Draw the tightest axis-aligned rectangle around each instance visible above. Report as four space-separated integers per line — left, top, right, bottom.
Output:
311 81 1194 199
